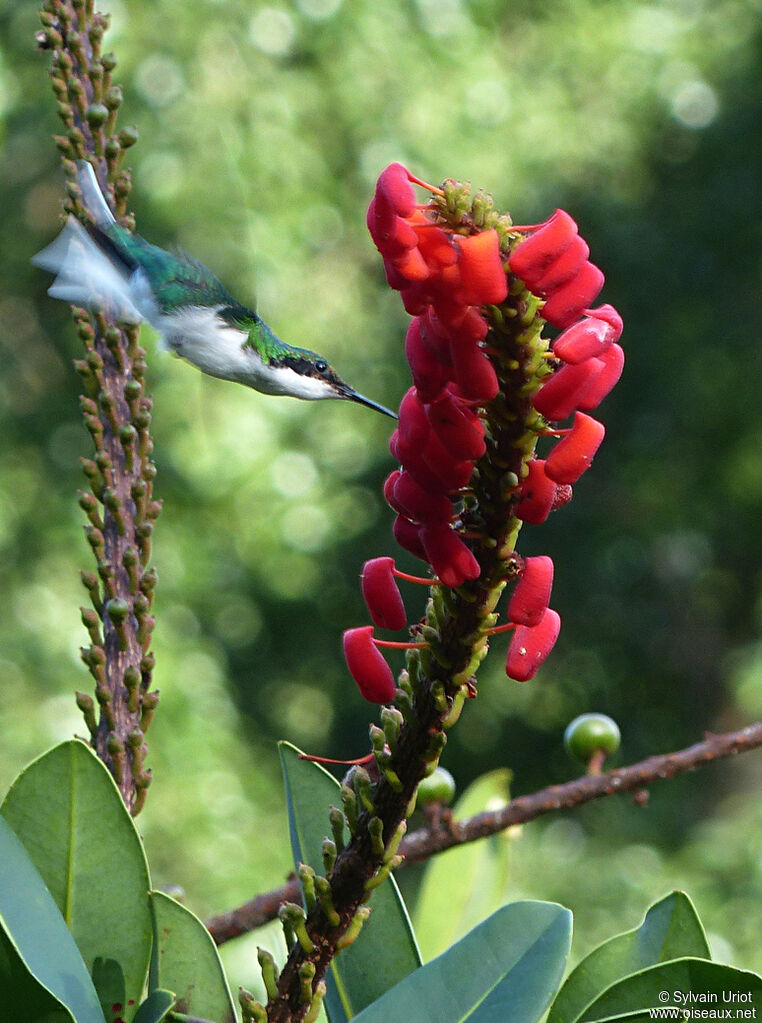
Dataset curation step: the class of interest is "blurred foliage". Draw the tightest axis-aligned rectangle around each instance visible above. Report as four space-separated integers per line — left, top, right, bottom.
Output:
1 0 762 982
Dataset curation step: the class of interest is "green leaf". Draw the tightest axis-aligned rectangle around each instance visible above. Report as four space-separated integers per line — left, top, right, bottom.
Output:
0 815 105 1023
133 989 176 1023
351 900 572 1023
150 890 238 1023
578 958 762 1020
278 741 422 1022
548 891 710 1023
0 740 152 1021
414 768 512 960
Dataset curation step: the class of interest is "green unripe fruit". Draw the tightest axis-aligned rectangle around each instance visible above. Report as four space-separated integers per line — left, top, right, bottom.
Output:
564 713 621 763
416 766 456 806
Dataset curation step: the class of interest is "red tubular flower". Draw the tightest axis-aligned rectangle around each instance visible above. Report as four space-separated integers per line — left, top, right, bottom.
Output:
552 315 617 364
508 210 579 287
532 235 590 293
392 514 428 561
585 303 623 342
391 246 431 282
420 432 475 491
454 229 509 306
450 337 499 403
420 523 481 588
577 343 625 411
405 319 450 402
541 262 605 329
414 219 458 269
508 555 554 627
398 387 431 446
376 162 417 217
390 470 453 525
545 412 606 485
343 625 397 703
506 609 561 682
513 459 557 524
361 557 407 631
533 358 604 422
426 390 487 461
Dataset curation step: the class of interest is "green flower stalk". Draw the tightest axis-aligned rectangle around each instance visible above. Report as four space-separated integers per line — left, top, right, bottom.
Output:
36 0 157 815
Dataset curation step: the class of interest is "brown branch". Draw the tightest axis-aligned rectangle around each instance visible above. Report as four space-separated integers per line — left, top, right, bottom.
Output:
206 720 762 945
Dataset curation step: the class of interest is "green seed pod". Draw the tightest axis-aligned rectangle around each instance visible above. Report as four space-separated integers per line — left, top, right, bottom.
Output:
86 102 109 127
417 766 456 806
117 125 138 148
105 597 129 625
564 713 621 763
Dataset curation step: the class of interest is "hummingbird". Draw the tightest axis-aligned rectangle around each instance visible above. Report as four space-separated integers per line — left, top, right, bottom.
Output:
33 161 396 418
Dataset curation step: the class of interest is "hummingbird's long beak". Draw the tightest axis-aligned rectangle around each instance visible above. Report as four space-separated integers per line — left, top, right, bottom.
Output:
341 387 398 419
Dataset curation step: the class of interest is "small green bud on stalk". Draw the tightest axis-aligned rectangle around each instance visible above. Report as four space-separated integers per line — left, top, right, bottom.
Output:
328 806 346 851
321 837 337 874
314 876 340 927
304 982 327 1023
75 692 98 736
297 863 316 911
298 962 316 1006
368 816 385 857
278 904 314 954
256 948 279 1001
336 907 371 951
239 989 268 1023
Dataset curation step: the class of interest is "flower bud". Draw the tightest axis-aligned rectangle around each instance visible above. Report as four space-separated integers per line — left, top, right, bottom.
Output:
343 626 396 703
541 262 605 329
420 523 480 588
552 315 616 364
508 555 554 627
545 412 605 484
454 229 508 306
506 609 561 681
361 558 407 631
513 459 556 524
508 210 578 287
577 343 624 411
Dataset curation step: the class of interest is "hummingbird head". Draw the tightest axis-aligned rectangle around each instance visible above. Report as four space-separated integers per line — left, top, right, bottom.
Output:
279 349 397 418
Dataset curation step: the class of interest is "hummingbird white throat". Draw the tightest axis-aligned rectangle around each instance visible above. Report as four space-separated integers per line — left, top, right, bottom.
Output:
33 161 396 418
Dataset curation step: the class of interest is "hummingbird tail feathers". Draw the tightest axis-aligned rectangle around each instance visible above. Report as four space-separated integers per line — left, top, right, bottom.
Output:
76 160 116 228
32 216 143 324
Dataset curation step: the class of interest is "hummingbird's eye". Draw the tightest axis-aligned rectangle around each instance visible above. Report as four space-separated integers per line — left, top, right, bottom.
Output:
315 359 328 374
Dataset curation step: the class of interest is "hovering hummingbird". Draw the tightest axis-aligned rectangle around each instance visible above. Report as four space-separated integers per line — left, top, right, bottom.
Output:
33 161 396 418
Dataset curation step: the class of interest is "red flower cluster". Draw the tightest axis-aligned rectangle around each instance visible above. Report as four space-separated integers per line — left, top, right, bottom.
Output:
342 166 624 702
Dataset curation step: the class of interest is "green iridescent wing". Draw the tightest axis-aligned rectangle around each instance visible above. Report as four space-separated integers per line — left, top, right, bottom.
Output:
106 223 240 312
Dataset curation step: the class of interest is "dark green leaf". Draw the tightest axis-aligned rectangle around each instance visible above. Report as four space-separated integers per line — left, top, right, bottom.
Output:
133 989 176 1023
548 891 710 1023
351 900 571 1023
0 815 105 1023
279 741 421 1021
578 957 762 1020
0 740 152 1019
150 890 237 1023
414 768 512 960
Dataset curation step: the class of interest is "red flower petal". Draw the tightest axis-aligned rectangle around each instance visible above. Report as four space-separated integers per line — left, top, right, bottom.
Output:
508 210 578 288
392 514 428 561
506 609 561 682
376 163 416 217
545 412 605 484
420 431 476 491
361 557 407 631
343 625 397 703
508 555 554 627
392 470 453 525
398 387 431 446
533 358 604 422
513 459 557 524
576 343 625 411
391 246 431 283
532 235 590 294
552 315 616 364
419 523 481 588
454 229 508 306
426 390 487 461
396 431 455 493
414 220 458 268
450 337 499 403
541 262 605 329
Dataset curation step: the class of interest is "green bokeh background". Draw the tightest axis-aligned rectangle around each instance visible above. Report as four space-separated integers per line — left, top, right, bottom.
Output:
2 0 762 989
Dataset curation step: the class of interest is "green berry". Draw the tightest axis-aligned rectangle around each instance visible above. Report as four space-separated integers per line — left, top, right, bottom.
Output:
417 766 456 806
564 713 621 762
